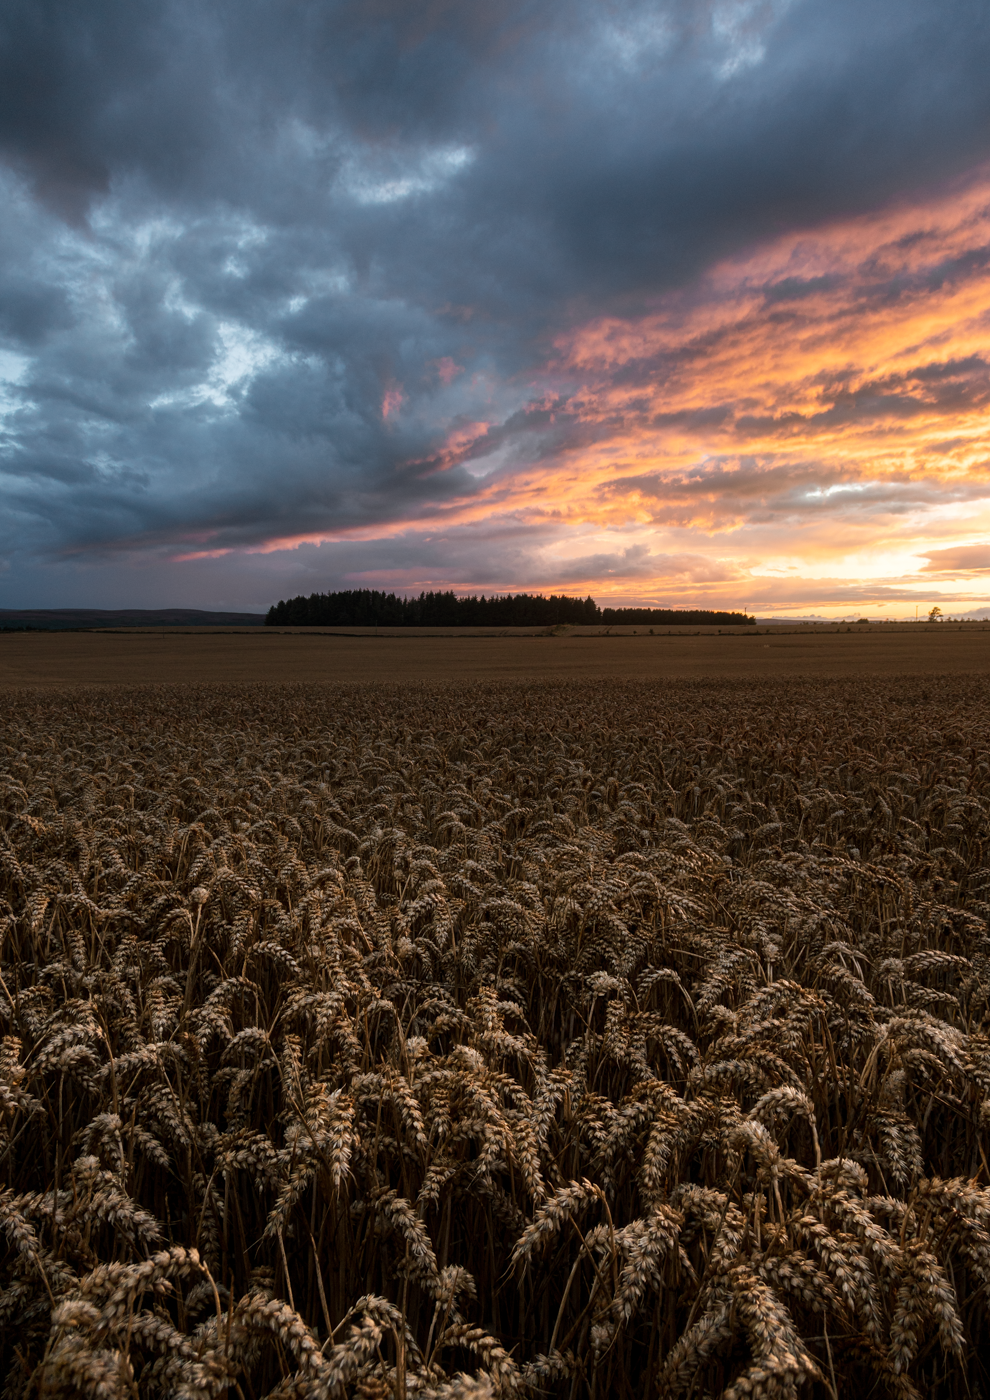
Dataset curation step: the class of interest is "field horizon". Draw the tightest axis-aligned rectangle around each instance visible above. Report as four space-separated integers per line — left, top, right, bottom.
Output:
2 620 988 689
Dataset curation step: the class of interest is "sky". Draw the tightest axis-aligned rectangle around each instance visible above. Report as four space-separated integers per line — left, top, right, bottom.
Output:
3 1 990 617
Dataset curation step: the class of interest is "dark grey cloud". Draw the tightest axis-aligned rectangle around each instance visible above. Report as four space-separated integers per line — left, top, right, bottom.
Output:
3 0 990 604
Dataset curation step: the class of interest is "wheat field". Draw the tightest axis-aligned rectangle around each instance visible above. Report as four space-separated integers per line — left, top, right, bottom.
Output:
2 677 990 1399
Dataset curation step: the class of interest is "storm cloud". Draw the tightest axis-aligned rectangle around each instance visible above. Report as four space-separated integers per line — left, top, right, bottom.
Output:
3 0 990 611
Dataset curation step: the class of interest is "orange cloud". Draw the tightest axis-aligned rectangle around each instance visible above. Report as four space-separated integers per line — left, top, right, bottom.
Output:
920 542 990 574
252 168 990 613
464 166 990 608
549 167 990 513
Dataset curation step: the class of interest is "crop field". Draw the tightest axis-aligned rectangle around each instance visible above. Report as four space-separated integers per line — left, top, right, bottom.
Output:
2 676 990 1399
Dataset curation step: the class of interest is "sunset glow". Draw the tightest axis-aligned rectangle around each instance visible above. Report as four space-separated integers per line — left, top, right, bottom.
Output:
527 171 990 611
256 172 990 615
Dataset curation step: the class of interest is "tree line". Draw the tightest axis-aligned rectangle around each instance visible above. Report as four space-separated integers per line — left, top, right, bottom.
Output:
265 589 753 627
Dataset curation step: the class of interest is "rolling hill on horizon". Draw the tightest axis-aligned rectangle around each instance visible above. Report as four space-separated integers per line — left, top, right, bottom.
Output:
0 608 266 629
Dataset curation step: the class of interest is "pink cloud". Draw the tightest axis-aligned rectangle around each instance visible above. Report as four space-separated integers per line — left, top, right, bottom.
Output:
436 357 464 385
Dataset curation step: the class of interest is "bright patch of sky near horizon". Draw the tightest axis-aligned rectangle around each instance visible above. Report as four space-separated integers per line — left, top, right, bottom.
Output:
3 0 990 615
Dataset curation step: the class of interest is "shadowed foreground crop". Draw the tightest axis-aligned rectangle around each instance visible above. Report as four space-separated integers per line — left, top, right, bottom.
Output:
2 678 990 1399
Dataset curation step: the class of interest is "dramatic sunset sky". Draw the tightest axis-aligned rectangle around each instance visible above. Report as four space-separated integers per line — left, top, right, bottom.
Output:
3 1 990 616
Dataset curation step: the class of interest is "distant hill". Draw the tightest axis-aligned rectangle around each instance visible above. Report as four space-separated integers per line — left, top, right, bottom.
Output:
0 608 266 630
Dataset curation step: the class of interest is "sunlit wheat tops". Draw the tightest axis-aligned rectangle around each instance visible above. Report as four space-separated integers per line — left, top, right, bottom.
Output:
2 676 990 1398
